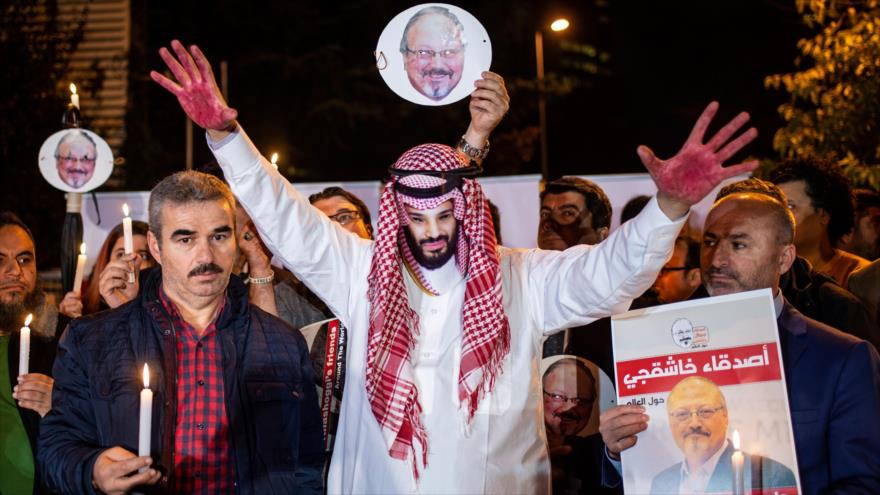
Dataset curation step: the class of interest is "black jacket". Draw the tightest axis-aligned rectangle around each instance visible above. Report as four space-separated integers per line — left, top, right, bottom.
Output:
38 267 323 494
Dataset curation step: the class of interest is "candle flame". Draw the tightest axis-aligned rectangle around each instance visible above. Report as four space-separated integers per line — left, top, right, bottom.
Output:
143 363 150 388
732 429 741 450
122 203 130 217
270 153 279 165
24 313 33 326
80 242 86 255
70 83 77 95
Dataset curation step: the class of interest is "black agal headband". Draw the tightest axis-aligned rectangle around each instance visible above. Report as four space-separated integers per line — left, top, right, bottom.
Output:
388 163 483 198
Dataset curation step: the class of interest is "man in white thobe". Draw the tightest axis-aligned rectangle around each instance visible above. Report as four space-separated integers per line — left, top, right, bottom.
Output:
152 40 759 493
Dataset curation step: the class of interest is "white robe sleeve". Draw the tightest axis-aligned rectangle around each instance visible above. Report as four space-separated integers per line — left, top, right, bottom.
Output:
207 127 372 323
526 195 685 334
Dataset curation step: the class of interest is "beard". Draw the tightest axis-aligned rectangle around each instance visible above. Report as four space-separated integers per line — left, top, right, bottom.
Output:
0 284 43 332
403 226 458 270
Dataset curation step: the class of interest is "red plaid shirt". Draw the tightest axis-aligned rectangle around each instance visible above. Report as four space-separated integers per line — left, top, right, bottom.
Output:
159 288 236 493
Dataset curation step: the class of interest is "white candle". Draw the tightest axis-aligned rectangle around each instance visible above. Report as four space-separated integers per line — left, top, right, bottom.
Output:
69 83 80 109
18 314 33 376
731 429 745 495
270 152 279 170
122 203 134 254
138 363 153 471
73 242 87 295
122 203 135 283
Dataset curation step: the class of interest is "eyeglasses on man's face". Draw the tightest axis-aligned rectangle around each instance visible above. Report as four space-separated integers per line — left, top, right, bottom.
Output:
405 47 464 60
669 406 725 422
328 209 362 226
56 154 96 164
543 390 594 406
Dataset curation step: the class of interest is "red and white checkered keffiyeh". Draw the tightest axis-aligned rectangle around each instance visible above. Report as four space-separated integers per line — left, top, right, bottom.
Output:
366 143 510 479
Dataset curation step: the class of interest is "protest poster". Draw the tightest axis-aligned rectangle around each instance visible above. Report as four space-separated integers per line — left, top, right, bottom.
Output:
612 289 801 495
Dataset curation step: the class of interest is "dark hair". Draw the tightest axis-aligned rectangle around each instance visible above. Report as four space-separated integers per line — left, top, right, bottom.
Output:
769 158 856 245
308 186 374 239
148 171 236 243
677 236 701 269
399 6 465 53
0 212 35 244
541 177 612 229
716 178 787 204
82 220 150 315
620 195 651 224
543 358 596 388
853 188 880 217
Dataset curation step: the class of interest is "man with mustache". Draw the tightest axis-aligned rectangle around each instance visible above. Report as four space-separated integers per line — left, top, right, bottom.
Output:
54 130 97 189
400 6 466 101
652 376 795 494
39 172 323 494
0 212 57 494
152 40 760 493
600 192 880 494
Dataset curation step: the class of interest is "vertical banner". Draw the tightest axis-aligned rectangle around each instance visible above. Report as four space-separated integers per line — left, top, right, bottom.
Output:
612 289 801 495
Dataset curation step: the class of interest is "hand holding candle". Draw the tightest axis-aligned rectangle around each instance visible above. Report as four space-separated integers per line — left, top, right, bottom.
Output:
18 314 33 376
138 363 153 472
122 203 135 283
731 429 745 495
73 242 87 294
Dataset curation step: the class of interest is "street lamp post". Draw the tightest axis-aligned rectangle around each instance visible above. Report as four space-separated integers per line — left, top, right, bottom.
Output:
535 18 569 180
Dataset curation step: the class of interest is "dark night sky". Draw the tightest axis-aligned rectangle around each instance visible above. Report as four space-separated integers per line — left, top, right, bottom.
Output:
2 0 812 269
125 0 808 184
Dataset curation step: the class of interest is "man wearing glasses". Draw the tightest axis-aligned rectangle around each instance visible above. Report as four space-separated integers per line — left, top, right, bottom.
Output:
309 187 374 240
400 6 465 101
653 236 702 304
651 376 795 494
54 130 97 189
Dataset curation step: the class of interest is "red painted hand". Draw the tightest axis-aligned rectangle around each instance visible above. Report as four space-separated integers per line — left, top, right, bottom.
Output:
639 102 758 211
150 40 238 131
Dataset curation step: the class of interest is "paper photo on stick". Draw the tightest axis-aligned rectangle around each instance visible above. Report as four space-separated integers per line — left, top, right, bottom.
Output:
375 3 491 106
38 128 113 193
612 289 801 495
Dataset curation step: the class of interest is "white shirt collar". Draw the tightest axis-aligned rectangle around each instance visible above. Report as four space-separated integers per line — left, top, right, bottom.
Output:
773 289 784 319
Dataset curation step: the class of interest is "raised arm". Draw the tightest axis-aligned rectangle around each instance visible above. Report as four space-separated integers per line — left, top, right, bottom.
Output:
459 71 509 165
151 40 370 321
532 103 759 332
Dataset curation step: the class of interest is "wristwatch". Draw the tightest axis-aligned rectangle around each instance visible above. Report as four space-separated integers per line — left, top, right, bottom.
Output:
457 136 490 161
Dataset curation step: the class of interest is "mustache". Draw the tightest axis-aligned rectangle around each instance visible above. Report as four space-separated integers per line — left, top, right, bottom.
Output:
420 235 449 247
684 426 711 438
422 68 454 78
707 267 738 279
65 168 89 175
188 263 223 277
553 410 582 422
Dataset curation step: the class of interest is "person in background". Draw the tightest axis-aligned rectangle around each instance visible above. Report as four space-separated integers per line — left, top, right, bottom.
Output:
769 158 870 287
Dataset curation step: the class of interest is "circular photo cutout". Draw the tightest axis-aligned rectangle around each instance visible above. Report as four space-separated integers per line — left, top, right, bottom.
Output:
540 354 616 438
375 3 492 106
38 129 113 193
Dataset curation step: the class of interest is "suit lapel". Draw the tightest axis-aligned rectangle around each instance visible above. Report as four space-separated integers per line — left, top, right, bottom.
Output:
778 302 808 371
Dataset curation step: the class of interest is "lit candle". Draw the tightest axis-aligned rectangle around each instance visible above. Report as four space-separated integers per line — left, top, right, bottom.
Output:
18 314 33 376
731 429 745 495
73 242 87 294
138 363 153 471
122 203 135 283
69 83 80 109
270 152 279 170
